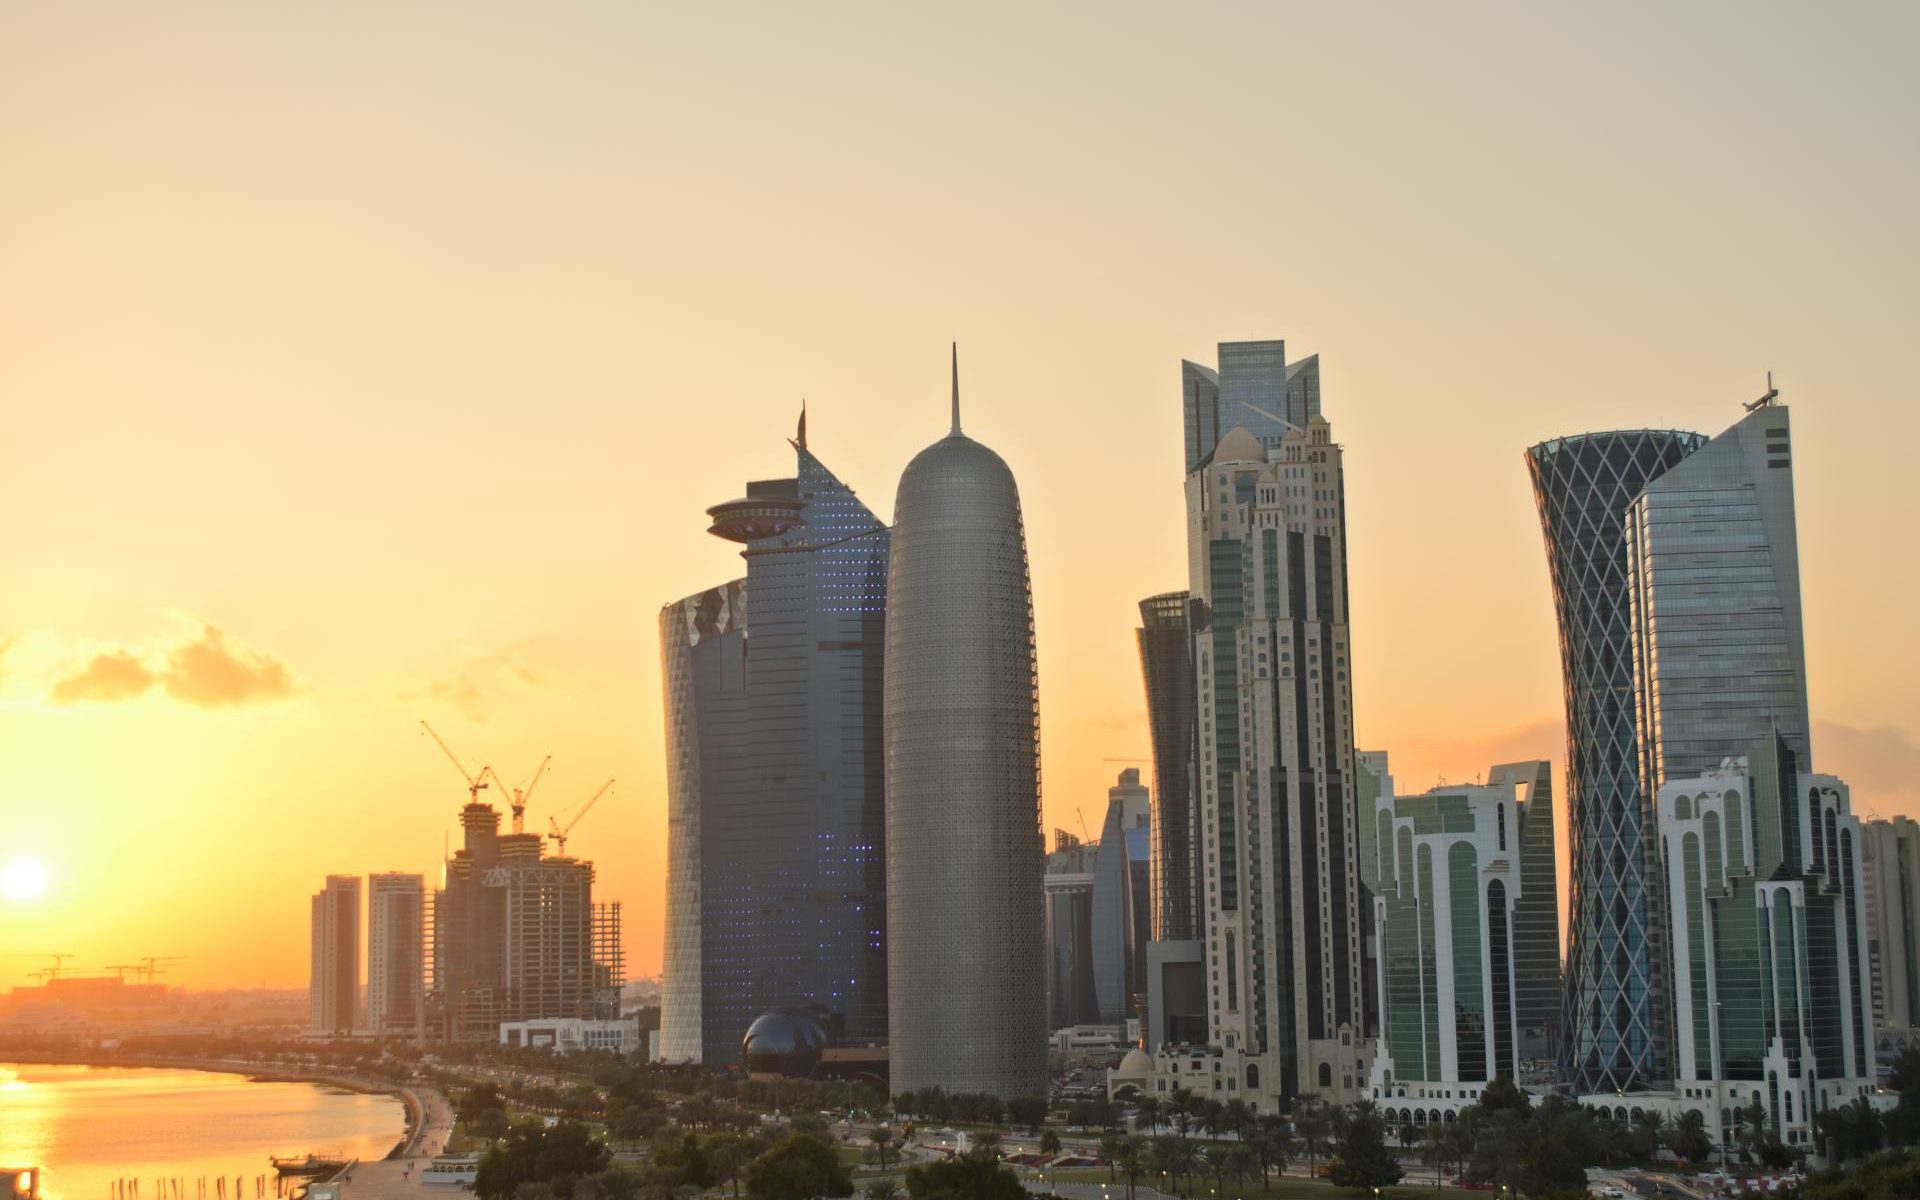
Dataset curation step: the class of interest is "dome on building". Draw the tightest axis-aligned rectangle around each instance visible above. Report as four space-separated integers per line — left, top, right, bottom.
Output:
1114 1048 1152 1078
1212 426 1265 464
742 1006 832 1078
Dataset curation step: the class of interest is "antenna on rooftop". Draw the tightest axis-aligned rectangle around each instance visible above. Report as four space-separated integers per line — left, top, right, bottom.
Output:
1743 371 1780 413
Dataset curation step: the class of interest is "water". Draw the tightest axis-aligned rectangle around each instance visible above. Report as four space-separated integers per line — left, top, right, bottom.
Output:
0 1063 406 1200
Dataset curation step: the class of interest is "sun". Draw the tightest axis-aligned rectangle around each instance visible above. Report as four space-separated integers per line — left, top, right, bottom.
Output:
1 858 49 902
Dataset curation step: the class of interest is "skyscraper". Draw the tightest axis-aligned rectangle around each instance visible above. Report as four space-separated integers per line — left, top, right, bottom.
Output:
1091 769 1151 1024
1485 760 1562 1061
1044 831 1099 1029
309 874 360 1036
1137 592 1201 943
1861 817 1920 1032
657 416 890 1065
1654 736 1877 1150
1183 338 1366 1106
885 348 1045 1099
367 872 425 1036
1627 403 1811 791
1527 428 1705 1093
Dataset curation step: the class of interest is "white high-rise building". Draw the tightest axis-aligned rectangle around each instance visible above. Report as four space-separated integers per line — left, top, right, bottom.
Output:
367 872 425 1036
1179 339 1369 1108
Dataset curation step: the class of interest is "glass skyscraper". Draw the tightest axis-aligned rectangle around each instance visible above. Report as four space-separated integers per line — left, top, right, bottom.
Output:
1485 760 1562 1061
657 426 889 1066
1527 428 1704 1092
885 353 1046 1099
1138 591 1201 943
1627 404 1811 790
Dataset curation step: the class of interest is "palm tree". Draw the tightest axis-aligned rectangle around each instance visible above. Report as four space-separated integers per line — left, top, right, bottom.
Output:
1220 1145 1259 1189
1736 1102 1771 1165
1290 1096 1333 1177
1221 1099 1252 1142
1631 1108 1667 1162
1168 1088 1195 1137
869 1125 895 1170
1135 1096 1162 1137
1115 1135 1146 1200
1101 1131 1127 1182
864 1181 901 1200
1040 1129 1063 1155
1150 1134 1199 1199
1667 1109 1712 1164
1249 1114 1292 1186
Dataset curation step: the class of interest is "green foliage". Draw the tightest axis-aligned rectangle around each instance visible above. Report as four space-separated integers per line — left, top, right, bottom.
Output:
654 1130 715 1188
1039 1129 1062 1154
472 1120 613 1200
1326 1103 1402 1190
1819 1099 1888 1164
902 1146 1025 1200
892 1088 1005 1126
745 1134 855 1200
1802 1147 1920 1200
1665 1108 1713 1164
1007 1093 1048 1133
1478 1074 1531 1115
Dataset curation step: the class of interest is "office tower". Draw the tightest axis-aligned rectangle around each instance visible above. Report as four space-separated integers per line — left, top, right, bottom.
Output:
1486 761 1562 1061
367 872 425 1036
1138 592 1201 942
1527 427 1705 1092
1045 831 1099 1029
1654 734 1877 1150
309 874 361 1036
1861 817 1920 1031
1091 769 1151 1023
1359 757 1529 1119
431 801 623 1041
1628 403 1811 791
886 349 1046 1099
1183 338 1366 1106
657 415 889 1065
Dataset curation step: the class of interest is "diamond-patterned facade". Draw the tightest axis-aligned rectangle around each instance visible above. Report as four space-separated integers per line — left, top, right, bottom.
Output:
1526 429 1706 1093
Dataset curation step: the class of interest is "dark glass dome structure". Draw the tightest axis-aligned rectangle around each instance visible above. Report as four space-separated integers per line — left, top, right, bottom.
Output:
741 1006 832 1078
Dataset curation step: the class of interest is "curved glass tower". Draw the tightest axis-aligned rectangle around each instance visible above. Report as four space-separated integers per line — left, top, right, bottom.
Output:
1137 591 1200 942
1526 429 1704 1093
885 348 1046 1099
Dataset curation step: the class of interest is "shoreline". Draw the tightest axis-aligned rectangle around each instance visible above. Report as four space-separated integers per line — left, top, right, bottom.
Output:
1 1052 423 1160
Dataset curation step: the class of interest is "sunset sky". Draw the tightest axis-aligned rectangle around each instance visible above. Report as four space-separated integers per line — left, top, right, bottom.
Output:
2 3 1917 991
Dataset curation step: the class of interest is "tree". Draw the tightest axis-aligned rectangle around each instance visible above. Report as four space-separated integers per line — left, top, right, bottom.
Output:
1736 1101 1772 1165
870 1126 897 1171
1290 1097 1333 1177
1007 1093 1048 1134
1802 1147 1920 1200
903 1146 1025 1200
472 1120 613 1200
1114 1135 1146 1200
1327 1103 1403 1191
865 1181 901 1200
1887 1048 1920 1146
1628 1108 1667 1162
1148 1134 1198 1198
1666 1109 1713 1164
1818 1098 1887 1164
1038 1129 1062 1155
710 1132 759 1198
1521 1127 1590 1200
1100 1132 1126 1182
1249 1114 1292 1186
746 1134 855 1200
654 1130 714 1189
1135 1096 1162 1136
1478 1074 1532 1115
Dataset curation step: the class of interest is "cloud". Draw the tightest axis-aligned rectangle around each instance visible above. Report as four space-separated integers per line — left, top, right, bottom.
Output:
411 672 489 723
43 621 297 710
49 650 160 704
160 624 296 708
1814 719 1920 813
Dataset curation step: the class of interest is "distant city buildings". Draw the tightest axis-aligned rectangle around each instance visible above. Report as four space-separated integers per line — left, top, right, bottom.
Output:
1043 831 1098 1029
656 413 890 1066
885 351 1046 1099
1137 591 1200 944
367 872 425 1036
308 874 360 1036
1091 769 1150 1024
1528 427 1706 1092
1861 817 1920 1034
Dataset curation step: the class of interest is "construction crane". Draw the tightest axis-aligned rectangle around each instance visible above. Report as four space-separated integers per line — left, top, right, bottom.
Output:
6 953 77 981
420 720 495 805
495 754 552 835
136 956 185 984
547 779 615 856
104 963 142 981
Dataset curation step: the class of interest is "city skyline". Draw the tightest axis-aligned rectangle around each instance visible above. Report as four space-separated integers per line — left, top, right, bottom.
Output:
5 4 1920 993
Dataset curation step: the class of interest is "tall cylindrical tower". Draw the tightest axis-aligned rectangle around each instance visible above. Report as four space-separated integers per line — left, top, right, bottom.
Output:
1526 428 1704 1094
885 349 1046 1099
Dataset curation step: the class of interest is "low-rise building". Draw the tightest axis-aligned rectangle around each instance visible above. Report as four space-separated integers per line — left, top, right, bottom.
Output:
499 1016 641 1055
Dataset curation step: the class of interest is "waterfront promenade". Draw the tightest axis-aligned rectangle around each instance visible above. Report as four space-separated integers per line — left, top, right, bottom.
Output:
333 1085 455 1200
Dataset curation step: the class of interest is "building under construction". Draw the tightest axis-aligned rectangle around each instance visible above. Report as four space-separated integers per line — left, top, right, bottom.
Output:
430 800 623 1042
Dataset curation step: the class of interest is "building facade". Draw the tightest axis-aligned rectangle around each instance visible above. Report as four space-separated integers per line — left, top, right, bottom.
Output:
1044 832 1099 1029
1653 737 1878 1151
309 874 361 1036
1862 817 1920 1033
1486 760 1562 1062
885 353 1046 1099
1091 769 1151 1024
1182 339 1368 1107
1138 591 1201 943
367 872 425 1036
1628 404 1811 791
1527 428 1706 1092
1359 756 1531 1123
656 422 890 1065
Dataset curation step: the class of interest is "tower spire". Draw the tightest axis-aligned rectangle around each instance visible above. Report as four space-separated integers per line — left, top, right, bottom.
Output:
798 399 807 450
950 342 961 436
